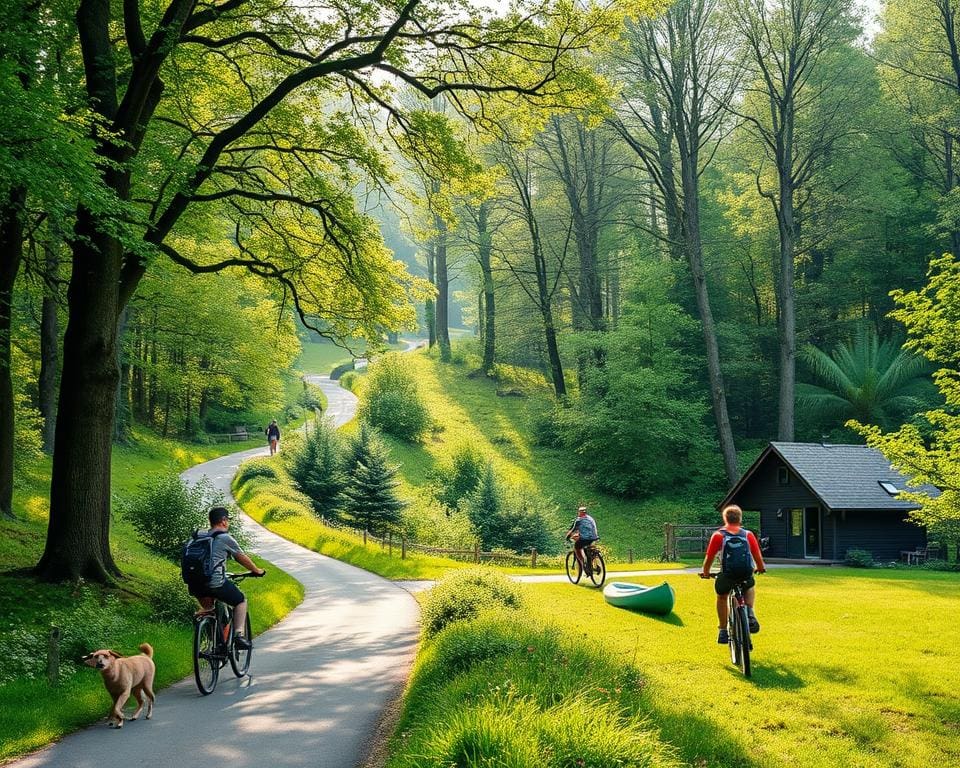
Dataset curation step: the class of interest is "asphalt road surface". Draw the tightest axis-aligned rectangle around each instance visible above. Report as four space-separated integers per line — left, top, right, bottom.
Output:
11 375 419 768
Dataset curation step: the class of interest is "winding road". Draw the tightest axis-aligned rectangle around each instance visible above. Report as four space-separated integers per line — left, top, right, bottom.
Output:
11 373 419 768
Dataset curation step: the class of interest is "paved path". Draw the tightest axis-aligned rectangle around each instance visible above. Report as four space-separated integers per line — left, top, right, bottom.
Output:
12 376 418 768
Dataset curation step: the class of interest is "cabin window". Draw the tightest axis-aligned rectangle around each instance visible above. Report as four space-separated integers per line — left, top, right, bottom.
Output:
790 509 803 537
777 466 790 485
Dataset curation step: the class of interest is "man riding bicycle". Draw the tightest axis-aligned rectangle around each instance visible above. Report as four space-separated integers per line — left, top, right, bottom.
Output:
700 504 766 644
189 506 264 650
565 505 599 570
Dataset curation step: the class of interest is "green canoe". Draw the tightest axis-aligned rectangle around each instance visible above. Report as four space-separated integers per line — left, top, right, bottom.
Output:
603 581 675 615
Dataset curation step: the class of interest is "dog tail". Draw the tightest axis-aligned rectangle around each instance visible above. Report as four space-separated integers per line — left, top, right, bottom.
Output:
139 643 154 658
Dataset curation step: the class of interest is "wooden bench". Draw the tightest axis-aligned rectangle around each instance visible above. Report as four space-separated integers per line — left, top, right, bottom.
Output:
901 548 929 565
231 426 249 441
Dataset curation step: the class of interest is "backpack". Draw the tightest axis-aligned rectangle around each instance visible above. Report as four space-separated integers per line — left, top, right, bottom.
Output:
720 529 754 578
180 530 225 588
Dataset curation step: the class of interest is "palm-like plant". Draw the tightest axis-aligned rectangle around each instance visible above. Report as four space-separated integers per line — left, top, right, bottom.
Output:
797 326 933 429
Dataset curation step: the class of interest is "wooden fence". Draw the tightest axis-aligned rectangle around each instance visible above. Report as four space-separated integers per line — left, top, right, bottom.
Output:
663 524 718 561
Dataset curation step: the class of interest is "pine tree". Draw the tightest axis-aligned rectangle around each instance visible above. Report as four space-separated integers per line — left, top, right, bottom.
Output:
289 419 346 518
340 424 405 534
463 462 501 548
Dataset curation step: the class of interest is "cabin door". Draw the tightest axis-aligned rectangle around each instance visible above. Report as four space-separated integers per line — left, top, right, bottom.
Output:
804 507 822 559
787 509 804 558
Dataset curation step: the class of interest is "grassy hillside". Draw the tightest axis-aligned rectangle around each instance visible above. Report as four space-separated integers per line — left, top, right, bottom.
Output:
383 349 734 561
387 567 960 768
0 428 304 761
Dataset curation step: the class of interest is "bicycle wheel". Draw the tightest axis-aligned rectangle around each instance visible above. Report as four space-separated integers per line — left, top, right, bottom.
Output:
193 615 219 695
727 595 740 667
588 550 606 587
736 605 752 677
230 613 252 677
565 551 582 584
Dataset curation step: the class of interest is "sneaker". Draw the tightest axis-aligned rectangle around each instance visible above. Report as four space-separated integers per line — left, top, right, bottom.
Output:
234 635 252 651
717 628 729 644
748 615 760 634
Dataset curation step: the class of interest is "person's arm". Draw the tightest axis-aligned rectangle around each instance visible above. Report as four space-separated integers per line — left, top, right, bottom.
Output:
701 532 722 577
747 531 766 572
564 519 577 540
235 551 265 576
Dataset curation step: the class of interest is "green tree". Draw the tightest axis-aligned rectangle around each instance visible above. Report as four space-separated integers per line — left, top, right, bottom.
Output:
854 255 960 541
288 419 347 518
340 424 405 534
797 326 933 431
32 0 626 582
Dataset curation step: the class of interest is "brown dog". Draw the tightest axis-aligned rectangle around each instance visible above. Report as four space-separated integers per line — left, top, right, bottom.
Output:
82 643 156 728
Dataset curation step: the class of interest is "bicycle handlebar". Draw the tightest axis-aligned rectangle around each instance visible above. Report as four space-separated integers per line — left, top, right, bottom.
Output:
227 570 267 582
699 569 765 579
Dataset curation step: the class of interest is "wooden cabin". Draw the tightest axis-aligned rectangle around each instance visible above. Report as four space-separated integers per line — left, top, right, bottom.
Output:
719 442 935 562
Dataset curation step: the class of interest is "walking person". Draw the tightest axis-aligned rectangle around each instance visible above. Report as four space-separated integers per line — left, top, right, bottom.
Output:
266 419 281 456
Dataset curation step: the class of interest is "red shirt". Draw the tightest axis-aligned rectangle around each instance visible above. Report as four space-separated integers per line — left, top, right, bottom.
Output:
704 526 763 564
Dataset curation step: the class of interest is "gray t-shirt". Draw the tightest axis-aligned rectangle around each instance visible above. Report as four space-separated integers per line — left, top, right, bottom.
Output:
207 530 243 588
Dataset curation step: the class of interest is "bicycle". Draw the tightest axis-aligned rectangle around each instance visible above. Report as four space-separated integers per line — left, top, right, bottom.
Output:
565 542 606 587
192 571 264 695
705 572 753 677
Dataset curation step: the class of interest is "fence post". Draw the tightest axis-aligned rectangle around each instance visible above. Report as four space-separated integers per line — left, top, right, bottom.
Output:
401 535 406 559
389 532 393 557
47 626 61 686
530 548 537 568
628 548 634 564
363 529 367 546
474 540 480 564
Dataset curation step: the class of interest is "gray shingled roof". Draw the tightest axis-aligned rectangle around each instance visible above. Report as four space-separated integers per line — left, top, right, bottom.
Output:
769 442 939 511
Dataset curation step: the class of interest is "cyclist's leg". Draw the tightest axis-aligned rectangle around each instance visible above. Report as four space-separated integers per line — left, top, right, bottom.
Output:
573 540 586 567
210 581 248 637
714 573 734 642
742 576 760 631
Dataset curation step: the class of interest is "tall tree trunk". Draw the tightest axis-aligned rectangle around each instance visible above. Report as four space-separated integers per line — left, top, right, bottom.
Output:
477 202 496 371
434 212 452 361
114 308 131 444
776 173 797 442
36 213 121 581
682 166 739 483
39 242 59 454
426 245 436 348
0 188 25 518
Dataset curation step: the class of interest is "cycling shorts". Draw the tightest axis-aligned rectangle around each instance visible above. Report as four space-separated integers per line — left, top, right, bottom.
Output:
190 580 245 606
714 572 755 595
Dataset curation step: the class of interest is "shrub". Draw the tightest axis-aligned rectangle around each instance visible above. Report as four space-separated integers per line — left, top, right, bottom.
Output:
339 370 362 393
51 586 135 668
119 474 248 560
298 381 326 410
358 352 430 441
420 567 523 638
144 573 198 625
432 443 486 509
845 548 875 568
401 498 477 549
235 457 279 485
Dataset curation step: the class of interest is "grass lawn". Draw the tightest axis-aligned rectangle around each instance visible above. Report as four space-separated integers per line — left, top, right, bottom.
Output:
382 350 724 562
294 338 411 379
522 567 960 767
0 428 304 762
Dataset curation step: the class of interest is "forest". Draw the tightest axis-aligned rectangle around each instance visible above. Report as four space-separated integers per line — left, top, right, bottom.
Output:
4 0 960 582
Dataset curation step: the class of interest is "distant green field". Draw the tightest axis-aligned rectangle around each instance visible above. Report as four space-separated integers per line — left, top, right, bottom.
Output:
294 338 411 378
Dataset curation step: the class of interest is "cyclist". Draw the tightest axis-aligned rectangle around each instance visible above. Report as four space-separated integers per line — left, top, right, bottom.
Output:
190 506 265 650
700 504 766 644
565 505 599 571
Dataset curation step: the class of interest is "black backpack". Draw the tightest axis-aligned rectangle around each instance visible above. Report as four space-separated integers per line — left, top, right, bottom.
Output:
720 529 754 578
180 530 225 588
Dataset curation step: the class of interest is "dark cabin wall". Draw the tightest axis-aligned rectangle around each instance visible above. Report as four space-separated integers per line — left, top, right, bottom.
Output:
835 510 927 561
732 457 818 557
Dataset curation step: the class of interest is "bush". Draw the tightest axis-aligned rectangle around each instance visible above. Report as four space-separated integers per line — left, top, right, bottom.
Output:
845 548 875 568
339 370 362 393
298 381 326 410
432 443 486 509
119 474 248 560
144 574 198 625
235 457 280 485
358 352 430 441
420 568 523 638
